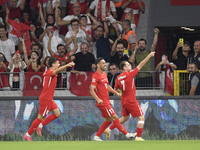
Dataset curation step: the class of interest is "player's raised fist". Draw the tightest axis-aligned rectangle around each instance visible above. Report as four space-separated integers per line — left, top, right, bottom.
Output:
116 92 122 97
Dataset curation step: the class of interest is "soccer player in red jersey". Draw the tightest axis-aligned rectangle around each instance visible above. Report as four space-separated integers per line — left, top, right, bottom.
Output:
23 57 75 141
90 57 136 141
104 52 155 141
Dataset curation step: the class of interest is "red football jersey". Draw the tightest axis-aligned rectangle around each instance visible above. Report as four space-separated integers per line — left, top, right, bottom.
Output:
91 71 110 106
121 0 145 27
115 68 139 105
39 69 57 101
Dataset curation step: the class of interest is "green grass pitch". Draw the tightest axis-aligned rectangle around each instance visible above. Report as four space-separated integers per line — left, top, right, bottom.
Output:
1 141 200 150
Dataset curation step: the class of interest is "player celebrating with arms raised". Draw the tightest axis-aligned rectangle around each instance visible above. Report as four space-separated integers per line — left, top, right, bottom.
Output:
90 57 136 141
23 58 75 141
105 52 155 141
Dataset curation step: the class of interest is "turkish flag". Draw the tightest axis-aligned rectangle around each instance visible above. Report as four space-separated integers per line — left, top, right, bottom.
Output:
23 72 44 96
171 0 200 6
8 19 33 55
69 71 94 96
0 0 8 5
165 64 174 95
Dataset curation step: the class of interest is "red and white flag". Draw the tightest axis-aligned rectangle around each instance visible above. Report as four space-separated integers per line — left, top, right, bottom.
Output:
23 72 44 96
8 19 33 56
69 71 94 96
0 0 8 5
165 64 174 95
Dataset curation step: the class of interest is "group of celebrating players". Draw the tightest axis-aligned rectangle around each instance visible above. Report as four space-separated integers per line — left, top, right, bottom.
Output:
23 51 155 142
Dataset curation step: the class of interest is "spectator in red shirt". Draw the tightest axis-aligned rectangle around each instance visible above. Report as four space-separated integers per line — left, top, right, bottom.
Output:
47 31 78 64
0 52 10 89
4 0 26 21
121 0 145 27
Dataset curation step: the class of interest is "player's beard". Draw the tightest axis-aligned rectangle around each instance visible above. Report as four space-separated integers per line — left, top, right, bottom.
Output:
139 48 145 52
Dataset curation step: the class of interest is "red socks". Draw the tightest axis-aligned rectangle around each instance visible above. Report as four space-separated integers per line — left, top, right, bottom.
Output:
41 114 58 126
27 118 42 135
113 119 128 135
109 123 116 130
96 121 112 137
137 127 143 137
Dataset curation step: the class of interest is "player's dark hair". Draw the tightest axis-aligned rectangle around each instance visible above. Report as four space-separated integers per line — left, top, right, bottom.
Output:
57 44 65 50
70 19 79 25
121 39 128 49
119 61 128 70
138 38 147 45
96 25 105 32
123 19 131 27
48 57 58 68
95 57 104 67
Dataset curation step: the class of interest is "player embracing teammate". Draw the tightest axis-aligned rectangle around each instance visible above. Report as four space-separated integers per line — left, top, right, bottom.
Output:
104 52 155 141
90 57 137 141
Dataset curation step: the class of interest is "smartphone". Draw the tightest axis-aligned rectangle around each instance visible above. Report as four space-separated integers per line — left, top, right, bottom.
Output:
179 38 184 47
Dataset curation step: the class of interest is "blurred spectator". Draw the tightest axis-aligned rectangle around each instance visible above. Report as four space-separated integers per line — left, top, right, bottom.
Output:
29 23 41 46
107 10 136 35
22 11 30 26
134 28 159 88
112 0 123 21
41 56 51 73
188 63 200 95
172 40 190 70
155 54 177 89
69 42 95 71
121 0 145 27
80 13 100 39
189 40 200 69
108 63 121 95
56 59 68 89
0 25 15 62
3 0 26 21
110 36 134 67
5 8 20 47
96 16 111 63
21 38 42 72
0 17 4 26
68 0 89 15
8 50 26 90
65 19 91 53
48 31 78 63
120 19 137 53
42 24 65 57
86 0 117 22
0 52 10 90
57 3 91 31
38 2 60 37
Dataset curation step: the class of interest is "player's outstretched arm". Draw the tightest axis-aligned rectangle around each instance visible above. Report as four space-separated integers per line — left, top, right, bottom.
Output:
53 62 75 75
137 52 155 71
108 85 122 97
90 85 103 104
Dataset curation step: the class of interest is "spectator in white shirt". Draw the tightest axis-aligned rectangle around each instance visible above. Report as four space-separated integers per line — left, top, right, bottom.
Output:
57 3 91 31
65 19 91 53
42 24 65 57
0 26 15 62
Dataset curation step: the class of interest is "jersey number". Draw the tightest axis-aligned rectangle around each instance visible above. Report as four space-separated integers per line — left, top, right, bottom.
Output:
120 80 125 91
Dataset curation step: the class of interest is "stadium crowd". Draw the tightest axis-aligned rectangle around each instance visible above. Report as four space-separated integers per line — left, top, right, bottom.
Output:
0 0 200 95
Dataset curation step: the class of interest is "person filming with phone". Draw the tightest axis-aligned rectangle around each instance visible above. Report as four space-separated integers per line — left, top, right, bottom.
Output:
155 54 177 89
172 39 191 70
